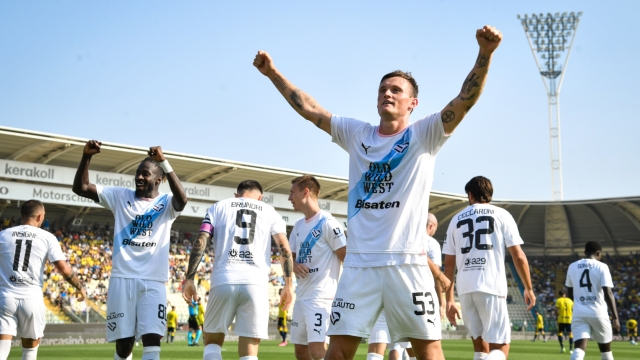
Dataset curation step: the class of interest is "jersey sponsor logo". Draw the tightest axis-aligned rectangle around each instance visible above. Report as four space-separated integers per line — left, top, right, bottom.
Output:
330 311 341 325
107 322 117 331
332 298 355 309
363 163 394 194
333 228 341 236
579 295 597 302
354 199 400 209
464 258 486 266
361 143 371 154
228 249 253 259
8 274 35 285
130 215 154 236
107 312 124 320
308 268 319 273
121 239 157 247
297 218 326 264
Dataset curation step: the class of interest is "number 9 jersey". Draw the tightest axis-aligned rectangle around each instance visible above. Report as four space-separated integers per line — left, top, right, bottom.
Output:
565 258 613 318
442 203 523 297
200 197 287 287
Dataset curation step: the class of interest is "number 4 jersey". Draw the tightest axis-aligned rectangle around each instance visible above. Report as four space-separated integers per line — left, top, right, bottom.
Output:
0 225 66 298
200 197 287 287
565 258 613 318
442 203 524 297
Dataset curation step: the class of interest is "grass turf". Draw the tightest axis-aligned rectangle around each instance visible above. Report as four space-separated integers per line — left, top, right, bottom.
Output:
5 339 638 359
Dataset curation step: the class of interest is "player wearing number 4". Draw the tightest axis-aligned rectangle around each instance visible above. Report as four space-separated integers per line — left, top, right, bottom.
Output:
565 241 620 360
182 180 294 360
288 175 347 360
0 200 86 360
73 141 188 360
443 176 535 360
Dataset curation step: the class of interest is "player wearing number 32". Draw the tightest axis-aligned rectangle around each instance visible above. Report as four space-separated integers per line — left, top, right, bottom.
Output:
182 180 294 360
443 176 535 360
565 241 619 360
72 141 188 360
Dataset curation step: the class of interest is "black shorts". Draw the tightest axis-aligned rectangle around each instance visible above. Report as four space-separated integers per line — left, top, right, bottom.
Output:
167 327 175 333
558 323 572 335
188 316 199 330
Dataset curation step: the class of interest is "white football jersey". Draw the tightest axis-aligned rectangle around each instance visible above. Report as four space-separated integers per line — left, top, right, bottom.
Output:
289 210 347 301
331 113 449 267
200 197 286 287
565 258 614 318
0 225 66 298
97 186 180 282
442 203 524 297
426 236 442 267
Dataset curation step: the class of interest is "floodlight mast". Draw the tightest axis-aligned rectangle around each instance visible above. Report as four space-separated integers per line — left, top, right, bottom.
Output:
517 12 582 201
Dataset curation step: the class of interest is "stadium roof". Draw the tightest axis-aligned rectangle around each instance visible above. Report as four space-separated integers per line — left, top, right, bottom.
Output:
1 126 639 256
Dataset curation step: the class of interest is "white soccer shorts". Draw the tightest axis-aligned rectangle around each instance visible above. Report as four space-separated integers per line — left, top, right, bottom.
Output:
327 265 441 343
459 292 510 344
368 310 390 344
290 299 332 345
572 316 612 343
105 277 167 342
0 297 46 339
391 342 412 351
203 284 269 339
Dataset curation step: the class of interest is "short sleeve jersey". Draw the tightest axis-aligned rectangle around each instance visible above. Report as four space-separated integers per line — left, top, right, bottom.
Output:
200 197 286 287
442 203 524 297
97 186 180 281
565 258 614 318
536 314 544 327
627 319 637 330
0 225 66 298
426 236 442 267
556 297 574 324
167 311 178 328
289 210 347 301
331 113 449 267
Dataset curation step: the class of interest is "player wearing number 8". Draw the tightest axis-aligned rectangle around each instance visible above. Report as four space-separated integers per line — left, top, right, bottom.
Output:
182 180 294 360
565 241 619 360
443 176 535 360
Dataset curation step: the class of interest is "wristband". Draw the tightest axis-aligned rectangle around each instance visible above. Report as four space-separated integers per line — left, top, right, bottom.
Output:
158 160 173 173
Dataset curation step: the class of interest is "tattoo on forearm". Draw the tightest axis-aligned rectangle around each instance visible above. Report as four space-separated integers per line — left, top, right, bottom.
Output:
461 73 480 95
186 233 209 280
475 53 490 68
272 74 290 93
465 105 473 113
280 244 293 278
64 273 83 291
290 90 304 109
459 92 478 101
315 118 323 128
448 100 454 107
442 110 456 123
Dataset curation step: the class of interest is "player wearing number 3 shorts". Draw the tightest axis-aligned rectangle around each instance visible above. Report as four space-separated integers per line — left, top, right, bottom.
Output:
287 175 347 360
73 141 188 360
565 241 620 360
443 176 535 360
182 180 294 360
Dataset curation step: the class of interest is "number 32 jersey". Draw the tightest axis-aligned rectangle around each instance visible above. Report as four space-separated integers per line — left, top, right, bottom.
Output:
565 258 613 318
200 197 286 288
442 203 523 297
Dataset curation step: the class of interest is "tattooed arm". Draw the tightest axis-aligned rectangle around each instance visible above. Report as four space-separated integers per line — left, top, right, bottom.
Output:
441 25 502 135
182 231 212 302
272 232 294 310
53 260 86 301
253 51 332 135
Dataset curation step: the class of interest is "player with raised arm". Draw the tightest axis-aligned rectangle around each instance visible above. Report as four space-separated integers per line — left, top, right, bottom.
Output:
255 24 503 360
72 140 187 360
0 200 86 360
182 180 294 360
443 176 535 360
556 290 574 353
566 241 620 360
288 175 347 360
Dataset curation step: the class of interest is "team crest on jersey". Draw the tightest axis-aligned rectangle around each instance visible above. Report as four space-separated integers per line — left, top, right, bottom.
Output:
153 203 165 212
311 229 321 238
393 142 409 153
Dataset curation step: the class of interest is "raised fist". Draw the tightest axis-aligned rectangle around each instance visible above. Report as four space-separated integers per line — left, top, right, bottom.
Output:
83 140 102 156
148 146 165 162
476 25 502 53
253 51 275 76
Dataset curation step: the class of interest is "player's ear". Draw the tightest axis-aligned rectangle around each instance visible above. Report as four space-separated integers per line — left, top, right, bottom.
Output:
258 194 264 201
234 193 239 198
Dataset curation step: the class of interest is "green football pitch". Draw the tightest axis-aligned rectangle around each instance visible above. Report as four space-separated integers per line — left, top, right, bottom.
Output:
5 339 638 359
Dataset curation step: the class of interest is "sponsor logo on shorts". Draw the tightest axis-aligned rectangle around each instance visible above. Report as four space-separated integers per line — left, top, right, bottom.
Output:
330 312 341 325
313 329 322 335
107 322 117 331
332 298 355 309
107 312 124 320
427 318 436 327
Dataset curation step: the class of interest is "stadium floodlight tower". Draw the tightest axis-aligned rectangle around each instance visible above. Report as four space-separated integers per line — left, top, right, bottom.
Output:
517 12 582 201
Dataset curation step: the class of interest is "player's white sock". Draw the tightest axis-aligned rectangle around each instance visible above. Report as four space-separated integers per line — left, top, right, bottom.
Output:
203 344 223 360
474 352 489 360
600 351 614 360
114 352 133 360
141 346 160 360
409 358 417 360
484 349 505 360
0 340 11 360
238 357 257 360
570 348 585 360
366 353 384 360
21 346 38 360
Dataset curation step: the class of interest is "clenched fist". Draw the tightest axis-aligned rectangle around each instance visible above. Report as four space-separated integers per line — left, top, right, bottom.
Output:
476 25 502 53
253 51 275 76
83 140 102 156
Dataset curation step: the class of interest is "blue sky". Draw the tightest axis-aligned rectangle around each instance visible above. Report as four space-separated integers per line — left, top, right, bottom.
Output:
1 1 637 201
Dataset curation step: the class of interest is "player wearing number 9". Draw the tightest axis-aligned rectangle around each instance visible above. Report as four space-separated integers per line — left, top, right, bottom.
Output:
443 176 535 360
